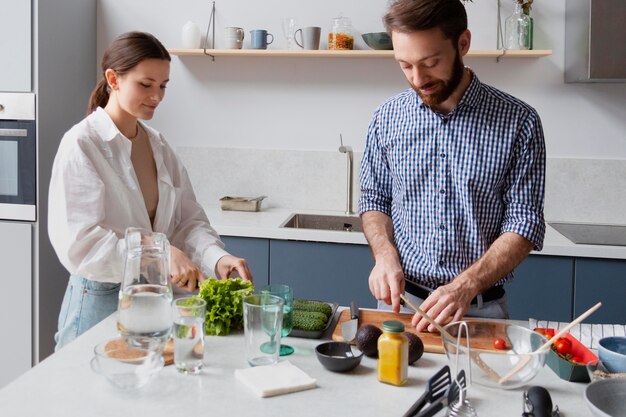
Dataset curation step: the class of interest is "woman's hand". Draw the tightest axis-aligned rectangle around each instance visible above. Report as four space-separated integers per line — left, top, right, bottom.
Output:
216 255 253 282
170 246 202 292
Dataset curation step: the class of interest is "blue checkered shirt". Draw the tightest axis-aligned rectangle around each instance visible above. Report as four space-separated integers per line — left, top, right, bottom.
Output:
359 73 546 288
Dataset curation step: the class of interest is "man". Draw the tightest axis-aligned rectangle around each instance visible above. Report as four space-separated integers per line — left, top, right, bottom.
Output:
359 0 546 332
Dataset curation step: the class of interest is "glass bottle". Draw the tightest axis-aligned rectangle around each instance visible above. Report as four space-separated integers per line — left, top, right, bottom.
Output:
505 1 531 50
117 227 173 350
377 320 408 386
329 15 354 50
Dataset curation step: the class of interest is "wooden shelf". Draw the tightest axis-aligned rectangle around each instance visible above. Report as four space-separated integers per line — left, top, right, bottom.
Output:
168 48 552 59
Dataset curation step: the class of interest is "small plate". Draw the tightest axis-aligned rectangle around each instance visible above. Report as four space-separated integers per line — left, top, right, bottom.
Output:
289 302 338 339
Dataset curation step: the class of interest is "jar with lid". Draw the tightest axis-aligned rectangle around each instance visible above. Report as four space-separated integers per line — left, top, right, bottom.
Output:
328 15 354 50
377 320 408 386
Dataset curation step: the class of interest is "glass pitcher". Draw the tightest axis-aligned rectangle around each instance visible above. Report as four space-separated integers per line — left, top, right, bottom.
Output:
117 227 173 350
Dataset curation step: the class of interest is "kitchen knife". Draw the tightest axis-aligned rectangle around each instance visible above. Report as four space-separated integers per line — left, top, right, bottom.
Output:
341 301 359 343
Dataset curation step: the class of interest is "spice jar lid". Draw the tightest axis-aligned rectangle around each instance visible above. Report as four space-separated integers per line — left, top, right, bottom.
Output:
382 320 405 333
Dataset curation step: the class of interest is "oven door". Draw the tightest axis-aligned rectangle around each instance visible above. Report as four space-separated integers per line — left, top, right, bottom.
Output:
0 120 36 221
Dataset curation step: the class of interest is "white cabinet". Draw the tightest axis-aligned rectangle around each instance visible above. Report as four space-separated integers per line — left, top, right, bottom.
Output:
0 0 32 91
0 221 32 388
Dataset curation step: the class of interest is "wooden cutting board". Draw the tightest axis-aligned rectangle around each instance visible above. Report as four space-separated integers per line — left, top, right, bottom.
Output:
331 309 508 354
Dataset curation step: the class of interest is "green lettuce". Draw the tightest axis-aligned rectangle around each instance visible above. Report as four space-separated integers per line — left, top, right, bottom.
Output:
195 277 254 336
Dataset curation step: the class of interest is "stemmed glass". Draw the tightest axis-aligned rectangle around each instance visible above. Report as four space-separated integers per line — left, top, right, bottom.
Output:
281 17 296 50
260 284 294 356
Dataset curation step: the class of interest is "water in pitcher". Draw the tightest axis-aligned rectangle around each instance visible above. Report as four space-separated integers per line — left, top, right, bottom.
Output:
117 284 172 349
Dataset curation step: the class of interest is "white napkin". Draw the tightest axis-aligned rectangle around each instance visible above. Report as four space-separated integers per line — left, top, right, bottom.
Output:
529 318 626 350
235 361 317 398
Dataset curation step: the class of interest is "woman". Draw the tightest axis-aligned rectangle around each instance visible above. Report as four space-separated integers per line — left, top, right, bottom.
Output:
49 31 252 349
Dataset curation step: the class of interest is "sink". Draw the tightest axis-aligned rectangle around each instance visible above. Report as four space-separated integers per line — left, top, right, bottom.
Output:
280 213 363 232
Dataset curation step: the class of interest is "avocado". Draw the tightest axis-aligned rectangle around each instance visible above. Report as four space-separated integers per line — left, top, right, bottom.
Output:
405 332 424 364
355 324 382 357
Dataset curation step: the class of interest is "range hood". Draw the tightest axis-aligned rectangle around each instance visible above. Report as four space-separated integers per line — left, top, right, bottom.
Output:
565 0 626 83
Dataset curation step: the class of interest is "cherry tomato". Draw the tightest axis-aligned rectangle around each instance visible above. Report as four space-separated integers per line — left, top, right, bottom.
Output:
554 338 572 355
544 328 555 338
570 356 586 365
493 338 507 350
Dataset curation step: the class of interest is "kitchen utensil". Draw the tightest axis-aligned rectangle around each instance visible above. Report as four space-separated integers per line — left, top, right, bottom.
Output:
446 321 477 417
413 370 466 417
443 320 547 389
340 301 358 343
361 32 393 50
598 336 626 373
522 386 560 417
250 29 274 50
498 301 602 384
447 374 477 417
315 341 363 372
117 228 173 350
295 26 321 50
223 27 244 49
219 196 266 212
585 378 626 417
402 365 451 417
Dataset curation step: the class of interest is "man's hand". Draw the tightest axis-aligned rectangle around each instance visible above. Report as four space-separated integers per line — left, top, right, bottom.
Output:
411 280 476 332
216 255 253 282
369 255 405 313
170 245 202 292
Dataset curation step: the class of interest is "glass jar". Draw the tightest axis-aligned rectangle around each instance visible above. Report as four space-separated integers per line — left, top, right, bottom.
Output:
377 320 408 386
505 1 531 50
329 15 354 50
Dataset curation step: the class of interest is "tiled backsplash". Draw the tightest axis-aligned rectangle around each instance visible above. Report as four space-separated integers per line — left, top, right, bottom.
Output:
179 147 626 225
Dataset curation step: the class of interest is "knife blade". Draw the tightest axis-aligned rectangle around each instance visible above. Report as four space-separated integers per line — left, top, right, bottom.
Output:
341 301 359 343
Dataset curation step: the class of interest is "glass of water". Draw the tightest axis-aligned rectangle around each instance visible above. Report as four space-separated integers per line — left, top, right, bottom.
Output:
172 297 207 374
243 294 283 366
260 284 294 356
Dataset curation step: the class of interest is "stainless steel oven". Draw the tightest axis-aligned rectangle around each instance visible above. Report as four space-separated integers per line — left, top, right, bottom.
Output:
0 93 36 221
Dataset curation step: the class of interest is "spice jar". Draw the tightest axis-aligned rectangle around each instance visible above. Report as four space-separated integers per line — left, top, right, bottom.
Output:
377 320 408 386
328 15 354 50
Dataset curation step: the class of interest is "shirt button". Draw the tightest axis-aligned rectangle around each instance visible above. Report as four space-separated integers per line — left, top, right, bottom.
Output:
438 260 445 266
439 224 446 230
439 189 446 194
440 153 446 158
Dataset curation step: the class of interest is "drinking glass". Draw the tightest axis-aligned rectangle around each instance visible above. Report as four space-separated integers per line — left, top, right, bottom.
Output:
172 297 206 375
260 284 294 356
243 294 283 366
281 17 296 49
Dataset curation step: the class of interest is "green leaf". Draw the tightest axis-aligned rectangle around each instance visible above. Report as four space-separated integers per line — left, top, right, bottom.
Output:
195 278 254 336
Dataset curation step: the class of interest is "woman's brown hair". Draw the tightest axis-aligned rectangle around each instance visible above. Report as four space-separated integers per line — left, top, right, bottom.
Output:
87 31 171 115
384 0 469 44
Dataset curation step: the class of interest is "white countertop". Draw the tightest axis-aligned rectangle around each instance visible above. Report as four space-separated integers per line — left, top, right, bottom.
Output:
0 313 593 417
205 206 626 260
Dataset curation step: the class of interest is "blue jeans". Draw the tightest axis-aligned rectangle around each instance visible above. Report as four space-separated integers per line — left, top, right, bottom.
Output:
55 275 120 351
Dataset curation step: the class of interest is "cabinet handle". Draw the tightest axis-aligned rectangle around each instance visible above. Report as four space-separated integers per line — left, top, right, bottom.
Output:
0 128 28 137
0 104 5 111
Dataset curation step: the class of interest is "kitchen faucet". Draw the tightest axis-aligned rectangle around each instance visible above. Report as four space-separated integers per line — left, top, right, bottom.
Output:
338 134 355 215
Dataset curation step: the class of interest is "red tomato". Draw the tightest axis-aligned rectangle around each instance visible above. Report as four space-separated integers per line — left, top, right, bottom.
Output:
493 338 507 350
191 326 197 339
554 338 572 355
570 356 586 364
544 328 555 338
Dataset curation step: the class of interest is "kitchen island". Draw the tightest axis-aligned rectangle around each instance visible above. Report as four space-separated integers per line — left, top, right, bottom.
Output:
0 312 592 417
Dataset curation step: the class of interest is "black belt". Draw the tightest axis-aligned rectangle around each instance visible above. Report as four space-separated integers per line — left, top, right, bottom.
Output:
404 280 505 305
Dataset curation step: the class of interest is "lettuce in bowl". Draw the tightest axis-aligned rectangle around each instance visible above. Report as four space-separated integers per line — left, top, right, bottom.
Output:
196 277 254 336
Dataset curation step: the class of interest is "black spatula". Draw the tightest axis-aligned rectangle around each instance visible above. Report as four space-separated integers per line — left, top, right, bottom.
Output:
403 365 452 417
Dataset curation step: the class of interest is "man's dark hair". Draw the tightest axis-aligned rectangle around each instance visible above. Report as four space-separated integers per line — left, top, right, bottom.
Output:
384 0 470 44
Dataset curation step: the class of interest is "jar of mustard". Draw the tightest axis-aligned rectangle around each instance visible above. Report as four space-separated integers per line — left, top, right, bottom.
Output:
329 15 354 50
377 320 408 386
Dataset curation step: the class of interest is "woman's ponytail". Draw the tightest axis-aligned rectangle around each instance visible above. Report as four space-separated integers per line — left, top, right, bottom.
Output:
86 79 109 115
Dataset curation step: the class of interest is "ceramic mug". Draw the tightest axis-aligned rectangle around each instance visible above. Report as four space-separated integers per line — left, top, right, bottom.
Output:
295 26 321 50
224 27 244 49
250 29 274 50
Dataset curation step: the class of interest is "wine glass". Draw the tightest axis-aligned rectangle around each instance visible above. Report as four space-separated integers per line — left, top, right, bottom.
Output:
260 284 294 356
281 17 296 50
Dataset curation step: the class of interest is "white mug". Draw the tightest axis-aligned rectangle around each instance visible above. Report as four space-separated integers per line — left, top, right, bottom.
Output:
224 27 244 49
295 26 321 50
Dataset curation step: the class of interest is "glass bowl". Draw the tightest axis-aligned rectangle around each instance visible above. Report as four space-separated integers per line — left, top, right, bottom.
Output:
90 337 164 389
442 320 548 390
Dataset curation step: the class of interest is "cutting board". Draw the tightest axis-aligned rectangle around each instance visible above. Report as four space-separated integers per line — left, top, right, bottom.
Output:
331 309 508 354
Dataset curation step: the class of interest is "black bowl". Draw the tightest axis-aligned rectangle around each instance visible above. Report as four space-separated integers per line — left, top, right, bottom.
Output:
315 341 363 372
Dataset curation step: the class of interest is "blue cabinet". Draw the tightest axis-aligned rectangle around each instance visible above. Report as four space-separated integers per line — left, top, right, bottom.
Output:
269 240 377 308
506 255 574 322
574 258 626 324
221 236 270 286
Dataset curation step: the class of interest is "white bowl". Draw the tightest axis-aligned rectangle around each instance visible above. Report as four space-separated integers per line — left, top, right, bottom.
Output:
585 378 626 417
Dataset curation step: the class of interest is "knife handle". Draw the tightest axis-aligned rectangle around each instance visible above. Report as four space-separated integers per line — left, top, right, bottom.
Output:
350 301 358 319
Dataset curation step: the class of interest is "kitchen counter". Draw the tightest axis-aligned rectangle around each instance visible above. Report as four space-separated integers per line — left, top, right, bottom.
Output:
0 312 592 417
205 206 626 260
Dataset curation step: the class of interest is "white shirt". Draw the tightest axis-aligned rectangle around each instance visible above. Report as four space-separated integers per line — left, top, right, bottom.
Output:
48 107 229 283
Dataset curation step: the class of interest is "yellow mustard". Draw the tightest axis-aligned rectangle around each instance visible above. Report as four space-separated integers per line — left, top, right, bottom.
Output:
377 320 408 386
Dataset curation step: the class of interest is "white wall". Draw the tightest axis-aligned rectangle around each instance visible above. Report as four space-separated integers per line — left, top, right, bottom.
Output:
97 0 626 158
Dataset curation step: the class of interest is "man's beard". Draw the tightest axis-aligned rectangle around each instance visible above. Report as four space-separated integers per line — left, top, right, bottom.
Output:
411 51 465 107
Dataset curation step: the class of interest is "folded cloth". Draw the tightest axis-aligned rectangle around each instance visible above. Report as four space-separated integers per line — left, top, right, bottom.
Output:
529 319 626 350
235 361 317 398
